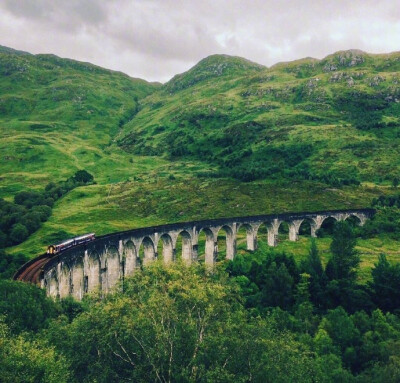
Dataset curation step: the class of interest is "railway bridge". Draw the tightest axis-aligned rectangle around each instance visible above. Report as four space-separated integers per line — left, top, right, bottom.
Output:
14 208 374 300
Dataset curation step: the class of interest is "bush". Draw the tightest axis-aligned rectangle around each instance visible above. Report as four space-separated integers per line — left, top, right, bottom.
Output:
73 169 94 184
0 280 58 334
9 223 29 244
0 251 29 280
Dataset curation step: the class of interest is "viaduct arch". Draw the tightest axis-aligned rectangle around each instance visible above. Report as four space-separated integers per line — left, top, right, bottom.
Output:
14 208 374 300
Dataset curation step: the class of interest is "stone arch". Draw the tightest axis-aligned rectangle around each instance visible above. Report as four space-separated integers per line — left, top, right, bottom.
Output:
106 246 120 291
87 251 101 293
317 216 338 236
139 236 156 266
58 263 71 298
123 240 138 276
345 214 362 227
177 230 193 263
298 218 318 237
71 257 84 301
198 228 215 266
276 220 290 237
237 223 257 251
159 233 174 263
216 225 236 260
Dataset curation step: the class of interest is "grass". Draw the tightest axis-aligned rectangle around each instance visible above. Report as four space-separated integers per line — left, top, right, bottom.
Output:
1 47 400 280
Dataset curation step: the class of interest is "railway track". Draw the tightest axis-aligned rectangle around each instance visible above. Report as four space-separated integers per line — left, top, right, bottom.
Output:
14 254 51 285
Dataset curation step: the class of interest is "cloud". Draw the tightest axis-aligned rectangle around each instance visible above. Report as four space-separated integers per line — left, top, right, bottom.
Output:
0 0 398 82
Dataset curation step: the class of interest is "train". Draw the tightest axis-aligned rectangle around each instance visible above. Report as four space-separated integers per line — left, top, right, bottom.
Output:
47 233 95 255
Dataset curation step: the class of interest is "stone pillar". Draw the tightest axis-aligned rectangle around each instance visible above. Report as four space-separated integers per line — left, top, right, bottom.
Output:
356 214 367 226
289 219 303 241
205 239 217 267
267 219 280 247
124 242 138 275
162 243 174 264
226 233 236 260
310 224 317 238
106 248 120 290
267 229 278 246
58 264 71 299
313 215 326 236
142 238 156 265
72 261 84 301
49 270 59 298
192 244 198 262
181 234 193 264
247 229 257 251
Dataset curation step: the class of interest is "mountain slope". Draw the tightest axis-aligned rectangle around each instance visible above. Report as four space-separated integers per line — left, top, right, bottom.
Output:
0 47 399 259
119 50 400 184
0 47 160 196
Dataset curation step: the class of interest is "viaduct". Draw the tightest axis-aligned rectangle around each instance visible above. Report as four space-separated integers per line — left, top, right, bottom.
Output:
14 208 374 300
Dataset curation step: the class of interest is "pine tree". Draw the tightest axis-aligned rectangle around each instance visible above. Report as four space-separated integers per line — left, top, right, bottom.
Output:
326 221 359 283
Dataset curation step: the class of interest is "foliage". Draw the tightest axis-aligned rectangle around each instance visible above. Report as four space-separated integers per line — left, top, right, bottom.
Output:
0 280 58 334
326 221 360 282
227 249 300 312
45 263 324 382
369 254 400 314
300 239 327 310
1 46 400 380
72 170 94 184
361 207 400 240
0 250 28 279
0 319 70 383
118 50 400 186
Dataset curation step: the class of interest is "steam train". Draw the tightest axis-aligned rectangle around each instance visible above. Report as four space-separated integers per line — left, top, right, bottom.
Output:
47 233 95 255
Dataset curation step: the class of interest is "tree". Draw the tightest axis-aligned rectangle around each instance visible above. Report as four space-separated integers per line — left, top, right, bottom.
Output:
324 221 366 311
262 262 295 309
31 205 52 222
20 212 41 234
9 223 29 244
73 169 94 184
46 263 322 382
0 252 29 280
326 221 359 283
0 230 6 248
370 254 400 313
301 239 327 309
319 307 360 371
0 280 57 334
0 320 70 383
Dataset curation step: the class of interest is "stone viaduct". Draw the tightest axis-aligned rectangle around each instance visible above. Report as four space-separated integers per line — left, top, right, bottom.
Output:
20 209 374 300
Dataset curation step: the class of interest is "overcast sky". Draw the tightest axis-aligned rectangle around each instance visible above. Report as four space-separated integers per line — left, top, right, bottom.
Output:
0 0 399 82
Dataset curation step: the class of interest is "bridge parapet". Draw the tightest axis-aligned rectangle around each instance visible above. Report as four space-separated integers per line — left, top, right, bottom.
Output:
18 208 374 300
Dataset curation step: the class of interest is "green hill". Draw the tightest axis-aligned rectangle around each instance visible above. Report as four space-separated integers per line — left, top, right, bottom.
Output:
119 50 400 184
0 46 159 196
1 46 399 262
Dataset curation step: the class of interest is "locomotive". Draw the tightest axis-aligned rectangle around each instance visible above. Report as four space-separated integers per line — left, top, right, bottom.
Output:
47 233 95 255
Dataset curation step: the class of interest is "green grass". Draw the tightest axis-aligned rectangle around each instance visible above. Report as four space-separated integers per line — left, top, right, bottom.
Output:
119 50 400 184
6 177 393 258
1 46 400 277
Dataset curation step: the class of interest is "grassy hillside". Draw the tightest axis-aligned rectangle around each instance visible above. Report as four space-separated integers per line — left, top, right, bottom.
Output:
1 46 400 270
0 46 159 197
119 50 400 184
